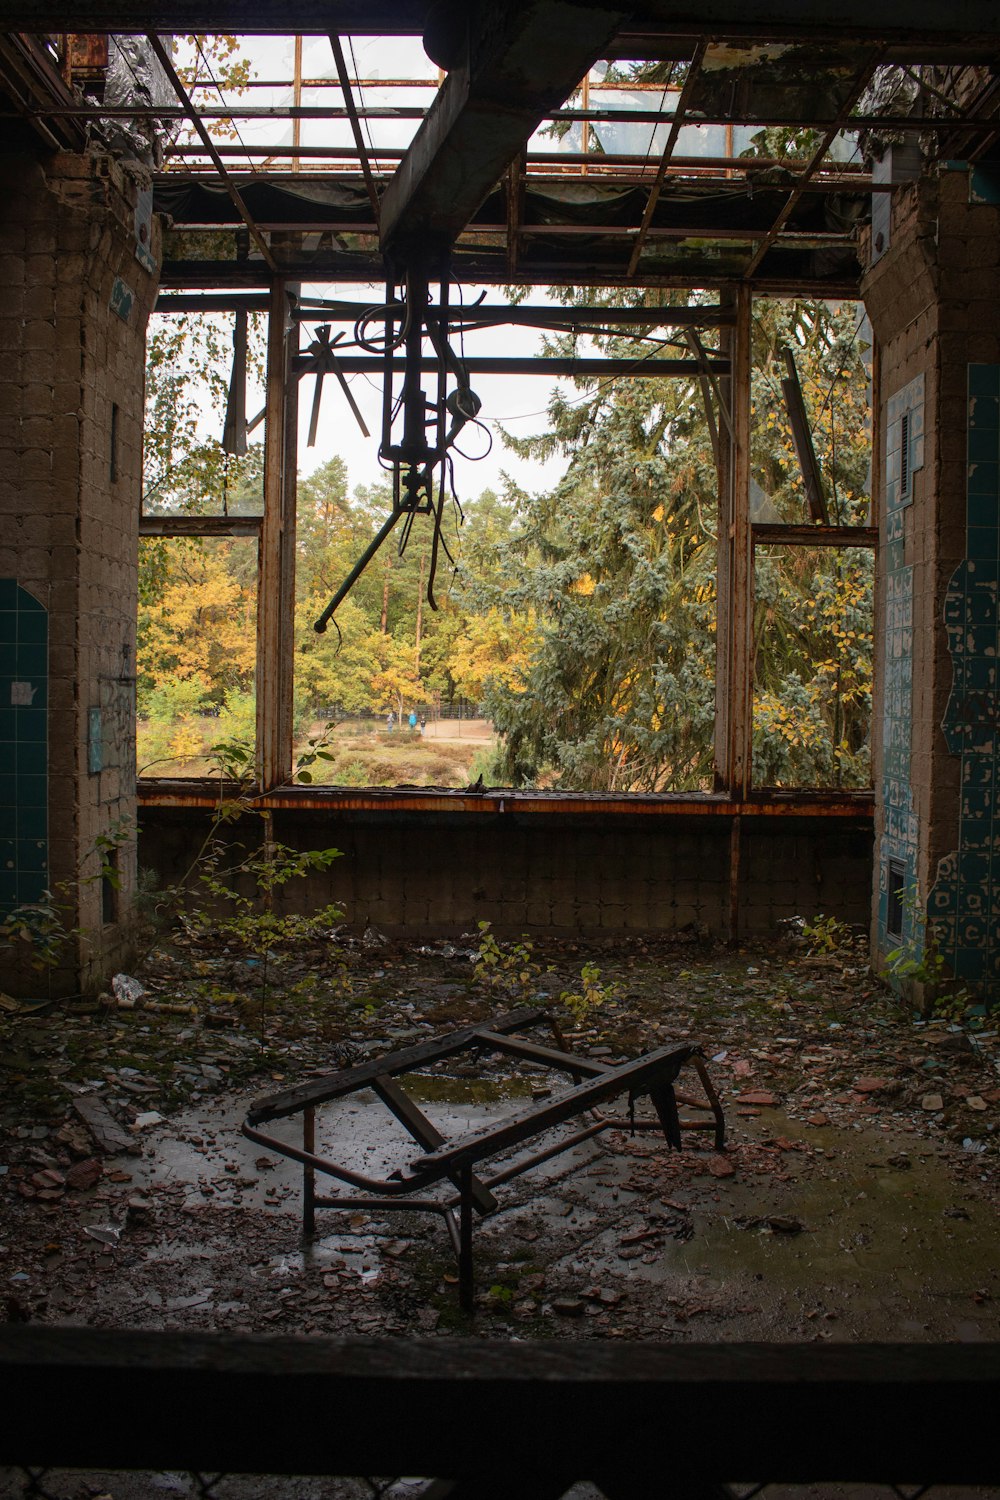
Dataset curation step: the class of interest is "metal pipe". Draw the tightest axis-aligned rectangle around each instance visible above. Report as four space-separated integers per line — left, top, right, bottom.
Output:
313 507 401 633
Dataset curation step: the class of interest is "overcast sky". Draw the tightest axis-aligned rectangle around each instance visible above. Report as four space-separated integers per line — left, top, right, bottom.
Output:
296 286 571 503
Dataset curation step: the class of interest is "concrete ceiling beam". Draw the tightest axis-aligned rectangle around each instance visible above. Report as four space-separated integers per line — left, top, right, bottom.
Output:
379 0 628 264
4 0 1000 39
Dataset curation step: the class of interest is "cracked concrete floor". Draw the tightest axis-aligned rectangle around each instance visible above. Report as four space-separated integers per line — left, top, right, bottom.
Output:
3 933 1000 1494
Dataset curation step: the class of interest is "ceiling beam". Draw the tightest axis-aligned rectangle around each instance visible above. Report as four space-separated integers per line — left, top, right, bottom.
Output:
378 0 629 263
0 1 431 31
3 0 1000 39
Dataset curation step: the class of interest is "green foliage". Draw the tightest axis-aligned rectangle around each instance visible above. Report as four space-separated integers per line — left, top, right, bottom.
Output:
139 280 873 797
468 291 872 793
0 892 77 978
560 962 618 1026
800 913 853 954
881 883 973 1016
472 920 549 1005
0 819 135 989
188 832 344 1046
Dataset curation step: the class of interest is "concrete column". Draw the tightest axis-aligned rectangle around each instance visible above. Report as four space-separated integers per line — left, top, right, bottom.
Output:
0 150 160 995
864 165 1000 1002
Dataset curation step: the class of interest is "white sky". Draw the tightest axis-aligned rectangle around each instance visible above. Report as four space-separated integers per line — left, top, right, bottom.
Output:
296 285 571 502
172 31 724 505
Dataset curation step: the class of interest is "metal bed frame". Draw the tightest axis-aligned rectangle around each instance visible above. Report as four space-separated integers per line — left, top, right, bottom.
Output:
243 1005 725 1310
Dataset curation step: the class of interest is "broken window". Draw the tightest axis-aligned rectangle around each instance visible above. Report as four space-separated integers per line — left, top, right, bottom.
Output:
752 540 874 789
137 535 258 779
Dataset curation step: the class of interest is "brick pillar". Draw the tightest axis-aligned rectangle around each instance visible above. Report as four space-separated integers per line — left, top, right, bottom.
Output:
0 151 160 996
864 166 1000 1002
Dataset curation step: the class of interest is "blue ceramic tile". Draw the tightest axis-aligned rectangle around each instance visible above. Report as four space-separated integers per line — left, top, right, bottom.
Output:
967 527 999 559
16 871 47 904
14 644 46 678
971 396 1000 430
17 773 46 808
969 462 999 496
16 612 47 645
969 428 1000 464
16 806 45 842
15 712 46 744
970 365 1000 398
18 840 47 873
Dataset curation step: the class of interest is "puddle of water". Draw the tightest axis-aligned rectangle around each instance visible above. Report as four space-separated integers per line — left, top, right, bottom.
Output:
400 1070 537 1106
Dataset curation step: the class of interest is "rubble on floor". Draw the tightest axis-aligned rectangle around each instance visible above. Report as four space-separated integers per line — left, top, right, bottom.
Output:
2 929 999 1342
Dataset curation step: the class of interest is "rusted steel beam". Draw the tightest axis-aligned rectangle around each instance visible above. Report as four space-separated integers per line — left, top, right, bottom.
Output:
136 782 874 816
154 296 736 328
247 1007 549 1123
138 515 262 535
372 1074 498 1214
0 33 86 150
7 0 1000 37
257 281 298 791
158 259 867 298
0 1 432 29
292 355 729 376
147 33 279 275
19 103 989 131
752 523 879 547
714 284 753 797
781 345 829 524
627 37 706 277
400 1042 691 1179
473 1030 613 1076
743 49 883 280
329 33 382 225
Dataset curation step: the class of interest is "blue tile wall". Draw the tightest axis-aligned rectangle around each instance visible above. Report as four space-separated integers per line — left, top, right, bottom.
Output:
878 375 924 965
929 365 1000 996
0 581 49 913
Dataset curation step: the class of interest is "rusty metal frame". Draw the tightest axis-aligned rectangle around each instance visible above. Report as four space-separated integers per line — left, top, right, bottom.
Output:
243 1005 724 1311
146 32 279 276
627 37 708 277
257 279 299 790
742 48 884 280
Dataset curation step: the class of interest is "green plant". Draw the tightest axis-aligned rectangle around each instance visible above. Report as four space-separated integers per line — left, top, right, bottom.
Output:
192 829 345 1046
559 961 617 1026
801 913 852 954
881 882 972 1013
0 892 79 982
472 920 549 1006
0 818 136 993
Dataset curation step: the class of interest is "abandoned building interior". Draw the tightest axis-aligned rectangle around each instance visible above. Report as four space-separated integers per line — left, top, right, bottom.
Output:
3 0 1000 1491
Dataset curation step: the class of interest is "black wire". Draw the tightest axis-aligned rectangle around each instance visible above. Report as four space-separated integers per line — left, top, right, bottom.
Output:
348 36 379 165
451 418 494 462
193 38 257 171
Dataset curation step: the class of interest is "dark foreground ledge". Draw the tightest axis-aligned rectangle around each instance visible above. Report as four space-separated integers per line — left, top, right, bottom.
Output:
2 1329 998 1484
